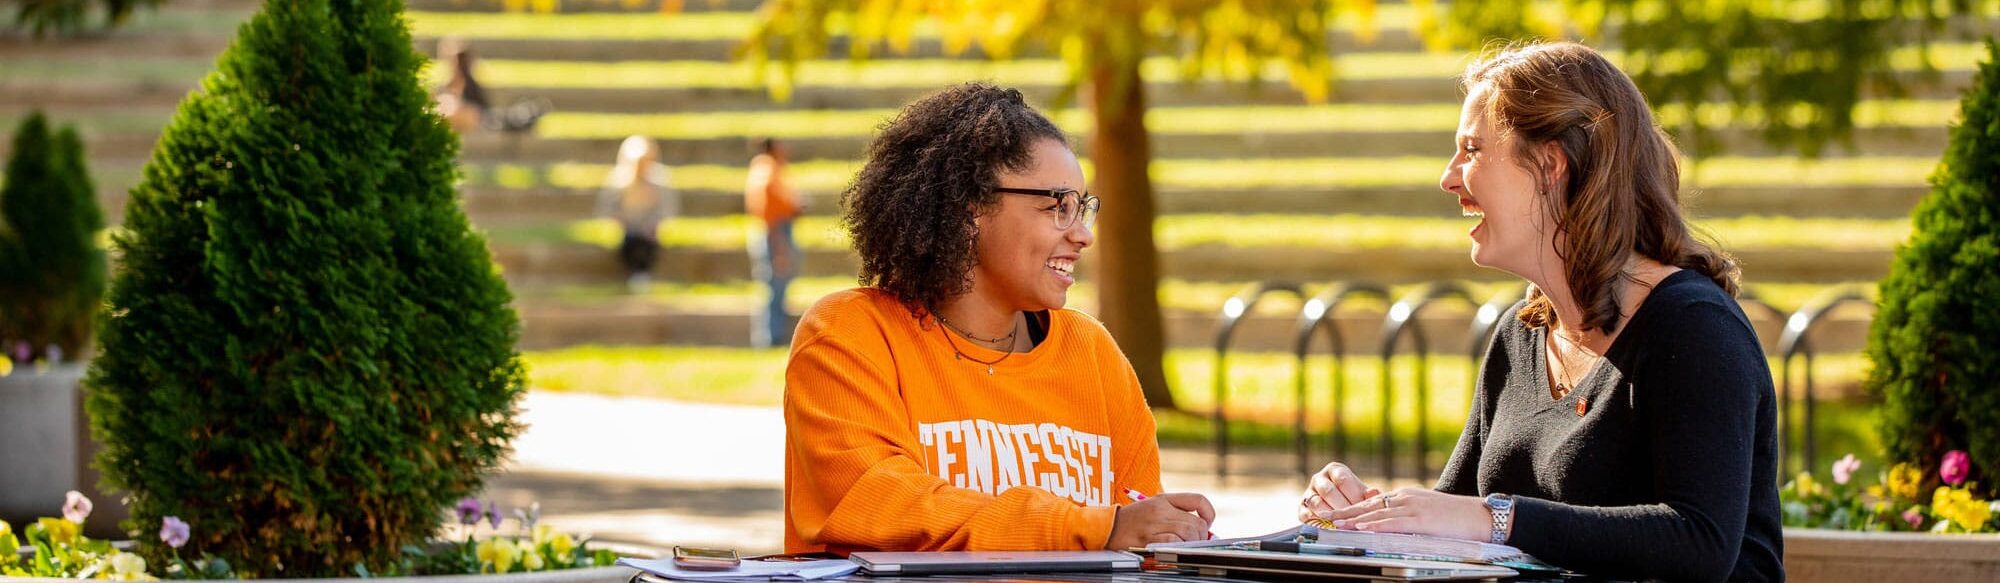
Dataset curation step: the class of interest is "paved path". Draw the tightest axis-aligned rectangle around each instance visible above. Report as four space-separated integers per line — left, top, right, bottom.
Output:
488 391 1419 555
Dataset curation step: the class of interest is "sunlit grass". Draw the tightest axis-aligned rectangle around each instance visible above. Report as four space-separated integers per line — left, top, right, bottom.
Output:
520 277 1875 323
406 5 1417 41
457 41 1990 90
523 344 1882 454
482 212 1909 253
464 154 1935 195
408 10 760 40
534 98 1963 141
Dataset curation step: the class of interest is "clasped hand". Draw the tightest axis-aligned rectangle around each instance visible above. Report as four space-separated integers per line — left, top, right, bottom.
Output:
1297 461 1491 542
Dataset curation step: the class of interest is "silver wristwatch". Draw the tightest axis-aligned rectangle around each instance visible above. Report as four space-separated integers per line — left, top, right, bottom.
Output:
1482 493 1515 545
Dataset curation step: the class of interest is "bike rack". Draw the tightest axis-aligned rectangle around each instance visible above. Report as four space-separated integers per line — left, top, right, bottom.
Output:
1376 282 1477 484
1291 281 1391 477
1775 286 1874 474
1213 281 1305 480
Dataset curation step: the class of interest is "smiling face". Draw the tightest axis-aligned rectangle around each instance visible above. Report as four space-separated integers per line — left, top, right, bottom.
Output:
1440 83 1561 279
967 138 1095 312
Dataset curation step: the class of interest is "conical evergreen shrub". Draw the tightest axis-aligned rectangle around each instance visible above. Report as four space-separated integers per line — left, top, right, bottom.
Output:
0 111 105 361
84 0 525 576
1865 38 2000 498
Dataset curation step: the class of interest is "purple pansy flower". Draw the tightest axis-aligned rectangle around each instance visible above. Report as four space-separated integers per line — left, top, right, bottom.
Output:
455 497 483 526
161 516 190 548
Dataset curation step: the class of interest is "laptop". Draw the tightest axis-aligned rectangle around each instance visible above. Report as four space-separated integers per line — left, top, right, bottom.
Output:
1153 547 1518 582
847 550 1143 575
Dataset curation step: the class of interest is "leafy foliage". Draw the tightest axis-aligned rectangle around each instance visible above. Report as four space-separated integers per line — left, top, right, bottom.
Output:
1864 38 2000 499
84 0 525 576
738 0 1345 105
1414 0 2000 157
6 0 165 37
0 111 105 362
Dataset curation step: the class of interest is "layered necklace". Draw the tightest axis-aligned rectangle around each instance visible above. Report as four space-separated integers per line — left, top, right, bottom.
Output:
1546 326 1602 403
934 311 1021 375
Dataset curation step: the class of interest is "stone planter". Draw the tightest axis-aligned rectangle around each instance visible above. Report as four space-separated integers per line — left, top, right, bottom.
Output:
0 364 127 538
1784 527 2000 582
4 542 657 583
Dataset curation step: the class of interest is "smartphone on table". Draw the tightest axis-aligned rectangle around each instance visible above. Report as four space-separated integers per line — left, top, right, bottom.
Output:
672 546 741 571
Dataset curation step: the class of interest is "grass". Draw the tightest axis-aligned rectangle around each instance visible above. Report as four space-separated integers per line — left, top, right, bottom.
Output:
522 344 1884 456
404 5 1417 41
457 41 1991 90
533 98 1960 140
463 154 1937 195
480 213 1910 253
20 97 1953 150
519 277 1882 324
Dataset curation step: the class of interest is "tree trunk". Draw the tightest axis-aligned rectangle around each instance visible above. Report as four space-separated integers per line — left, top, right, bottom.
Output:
1087 59 1176 410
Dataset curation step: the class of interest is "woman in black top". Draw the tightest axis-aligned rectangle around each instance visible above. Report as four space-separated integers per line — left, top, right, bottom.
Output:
1300 42 1785 582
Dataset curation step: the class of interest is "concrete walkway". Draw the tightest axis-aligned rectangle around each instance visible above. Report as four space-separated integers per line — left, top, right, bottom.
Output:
486 391 1419 555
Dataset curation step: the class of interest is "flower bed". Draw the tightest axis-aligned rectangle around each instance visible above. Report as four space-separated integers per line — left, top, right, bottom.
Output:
1 494 649 581
1780 451 2000 583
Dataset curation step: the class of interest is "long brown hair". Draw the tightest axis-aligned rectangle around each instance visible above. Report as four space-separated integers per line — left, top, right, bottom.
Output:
1464 41 1739 333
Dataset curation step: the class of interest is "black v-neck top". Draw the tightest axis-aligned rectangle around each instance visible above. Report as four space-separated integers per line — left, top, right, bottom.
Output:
1435 270 1784 582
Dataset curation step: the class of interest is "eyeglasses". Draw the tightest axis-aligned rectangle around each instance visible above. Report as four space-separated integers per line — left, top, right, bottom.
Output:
994 187 1101 231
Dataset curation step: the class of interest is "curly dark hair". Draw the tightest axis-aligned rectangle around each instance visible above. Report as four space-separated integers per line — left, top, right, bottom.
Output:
843 82 1068 320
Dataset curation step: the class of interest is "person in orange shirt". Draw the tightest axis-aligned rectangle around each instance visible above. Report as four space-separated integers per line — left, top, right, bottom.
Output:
783 83 1214 554
745 137 803 348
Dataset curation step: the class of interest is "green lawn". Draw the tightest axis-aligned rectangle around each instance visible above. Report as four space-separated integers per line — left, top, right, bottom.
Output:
465 154 1935 194
457 42 1989 90
522 344 1883 457
520 276 1879 322
481 213 1909 253
404 4 1417 41
534 98 1959 140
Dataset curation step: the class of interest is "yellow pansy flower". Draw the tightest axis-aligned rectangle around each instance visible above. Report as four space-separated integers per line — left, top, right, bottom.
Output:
549 533 576 561
1887 463 1923 500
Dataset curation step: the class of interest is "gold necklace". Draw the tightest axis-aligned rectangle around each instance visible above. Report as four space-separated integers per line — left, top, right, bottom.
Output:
936 321 1016 375
935 312 1018 346
1546 327 1600 401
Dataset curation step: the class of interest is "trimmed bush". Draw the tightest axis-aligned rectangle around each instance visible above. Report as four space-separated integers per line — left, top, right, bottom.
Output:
1865 38 2000 499
84 0 525 576
0 111 105 361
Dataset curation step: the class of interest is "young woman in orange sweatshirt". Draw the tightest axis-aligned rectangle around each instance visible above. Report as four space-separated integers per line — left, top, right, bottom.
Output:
782 82 1213 555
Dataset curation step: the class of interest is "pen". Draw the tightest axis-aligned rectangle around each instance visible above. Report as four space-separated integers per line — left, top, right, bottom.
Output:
1121 488 1215 540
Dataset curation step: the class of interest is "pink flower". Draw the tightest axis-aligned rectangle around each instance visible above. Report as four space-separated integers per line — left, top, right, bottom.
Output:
1941 450 1971 486
62 491 92 523
1902 507 1924 529
1832 454 1862 485
160 516 190 549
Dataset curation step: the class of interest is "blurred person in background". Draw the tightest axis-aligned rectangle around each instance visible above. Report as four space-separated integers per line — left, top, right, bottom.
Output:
746 137 803 347
599 135 677 293
434 36 550 135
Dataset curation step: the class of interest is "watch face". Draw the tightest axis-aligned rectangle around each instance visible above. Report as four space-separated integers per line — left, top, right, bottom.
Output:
1485 494 1513 510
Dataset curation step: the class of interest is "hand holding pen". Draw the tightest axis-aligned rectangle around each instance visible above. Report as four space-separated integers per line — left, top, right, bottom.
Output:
1104 488 1216 549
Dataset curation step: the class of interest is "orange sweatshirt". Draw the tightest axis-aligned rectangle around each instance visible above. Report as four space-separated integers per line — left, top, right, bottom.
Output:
783 288 1163 554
